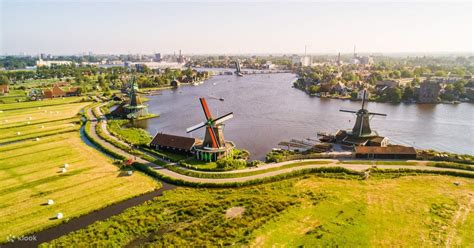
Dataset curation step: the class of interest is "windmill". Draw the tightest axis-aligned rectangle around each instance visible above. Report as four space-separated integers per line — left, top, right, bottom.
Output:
111 75 149 119
234 60 243 77
128 76 143 107
339 90 386 138
186 98 234 149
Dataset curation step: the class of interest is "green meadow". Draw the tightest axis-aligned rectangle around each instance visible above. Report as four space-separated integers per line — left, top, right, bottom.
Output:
45 174 474 247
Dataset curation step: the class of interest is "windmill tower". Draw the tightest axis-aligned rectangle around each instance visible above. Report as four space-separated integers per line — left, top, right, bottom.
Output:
339 90 387 138
186 98 235 161
234 60 243 77
122 76 148 119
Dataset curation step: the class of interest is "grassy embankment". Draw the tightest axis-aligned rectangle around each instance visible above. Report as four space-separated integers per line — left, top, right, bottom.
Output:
45 175 474 247
0 98 159 243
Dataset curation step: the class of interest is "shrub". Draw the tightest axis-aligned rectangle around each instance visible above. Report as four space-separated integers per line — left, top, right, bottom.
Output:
216 158 247 170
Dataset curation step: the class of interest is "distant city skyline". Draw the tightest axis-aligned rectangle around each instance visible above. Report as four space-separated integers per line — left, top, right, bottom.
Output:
1 1 472 55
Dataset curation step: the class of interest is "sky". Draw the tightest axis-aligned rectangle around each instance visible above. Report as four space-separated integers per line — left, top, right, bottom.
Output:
0 0 472 55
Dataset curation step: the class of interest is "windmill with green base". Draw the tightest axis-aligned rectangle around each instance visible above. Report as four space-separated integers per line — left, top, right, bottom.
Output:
186 97 235 162
123 76 149 119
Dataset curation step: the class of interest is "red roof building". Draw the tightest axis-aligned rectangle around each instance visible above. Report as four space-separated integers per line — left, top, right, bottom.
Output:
150 133 202 154
355 145 417 160
43 85 66 98
0 84 9 95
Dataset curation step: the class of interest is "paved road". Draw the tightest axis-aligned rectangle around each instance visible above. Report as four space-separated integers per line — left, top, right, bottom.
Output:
86 103 474 184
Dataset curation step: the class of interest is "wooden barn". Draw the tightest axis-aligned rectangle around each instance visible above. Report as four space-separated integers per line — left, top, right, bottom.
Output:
150 133 202 154
354 146 417 160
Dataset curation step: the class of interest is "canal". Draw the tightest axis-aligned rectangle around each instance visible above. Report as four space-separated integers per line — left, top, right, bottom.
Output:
138 72 474 160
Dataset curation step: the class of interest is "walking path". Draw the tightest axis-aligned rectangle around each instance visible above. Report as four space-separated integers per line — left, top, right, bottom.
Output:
85 103 474 184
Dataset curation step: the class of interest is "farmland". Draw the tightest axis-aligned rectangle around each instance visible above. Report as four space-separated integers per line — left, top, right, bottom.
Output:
0 98 159 242
45 174 474 247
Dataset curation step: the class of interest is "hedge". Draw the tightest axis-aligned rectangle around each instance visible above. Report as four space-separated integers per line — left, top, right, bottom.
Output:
370 168 474 179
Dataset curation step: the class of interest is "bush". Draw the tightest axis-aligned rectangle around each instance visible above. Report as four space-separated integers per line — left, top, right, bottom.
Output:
216 158 247 170
428 162 474 171
417 150 474 165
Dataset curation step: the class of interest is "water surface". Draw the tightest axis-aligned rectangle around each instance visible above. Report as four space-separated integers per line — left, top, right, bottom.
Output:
141 73 474 160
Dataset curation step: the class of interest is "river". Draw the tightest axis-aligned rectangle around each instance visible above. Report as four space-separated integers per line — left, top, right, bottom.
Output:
137 72 474 160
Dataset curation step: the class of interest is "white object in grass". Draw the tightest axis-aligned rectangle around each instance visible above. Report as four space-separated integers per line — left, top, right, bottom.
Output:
127 171 133 176
56 213 63 219
16 132 21 135
63 163 69 168
40 125 45 129
61 168 67 173
47 199 54 205
35 138 40 141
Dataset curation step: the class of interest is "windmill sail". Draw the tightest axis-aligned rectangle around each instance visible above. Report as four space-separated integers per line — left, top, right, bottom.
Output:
186 97 234 149
339 89 387 138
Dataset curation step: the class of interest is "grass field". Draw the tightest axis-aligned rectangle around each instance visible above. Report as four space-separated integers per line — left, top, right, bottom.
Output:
0 99 159 242
0 101 87 144
0 97 85 111
45 175 474 247
0 90 28 104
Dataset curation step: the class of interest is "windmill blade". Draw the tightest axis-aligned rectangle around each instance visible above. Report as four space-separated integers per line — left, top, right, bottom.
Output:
369 112 387 116
186 122 206 133
214 112 234 125
199 98 213 120
339 109 357 114
207 126 220 148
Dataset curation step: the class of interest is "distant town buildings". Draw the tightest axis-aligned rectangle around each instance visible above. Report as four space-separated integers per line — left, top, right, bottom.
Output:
154 53 161 62
301 55 312 67
418 80 441 103
290 54 312 67
36 58 73 67
350 46 374 66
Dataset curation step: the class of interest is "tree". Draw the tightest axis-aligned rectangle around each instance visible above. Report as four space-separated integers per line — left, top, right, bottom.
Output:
434 70 447 77
402 86 414 101
401 70 414 78
380 87 402 103
308 85 320 94
390 70 401 79
0 74 11 85
453 81 466 96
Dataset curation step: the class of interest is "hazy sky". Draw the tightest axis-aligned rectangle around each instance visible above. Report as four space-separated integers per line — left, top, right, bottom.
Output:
0 0 472 55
